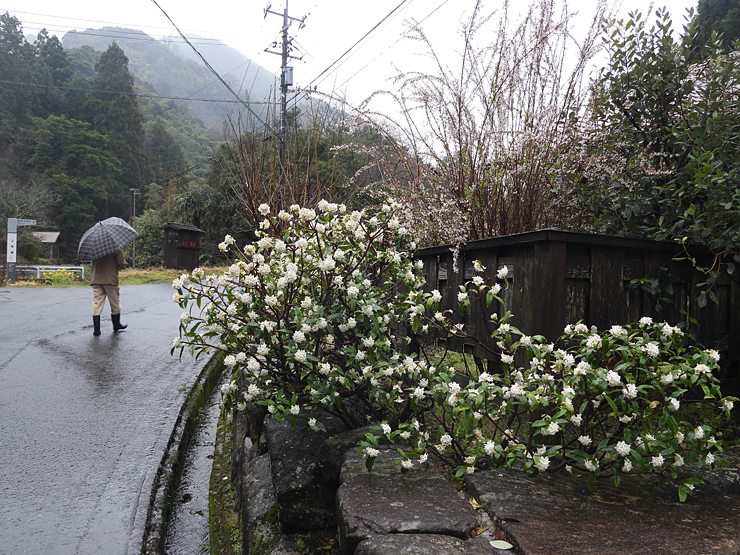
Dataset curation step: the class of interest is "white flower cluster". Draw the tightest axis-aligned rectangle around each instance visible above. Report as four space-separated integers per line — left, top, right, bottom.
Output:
170 203 735 500
171 199 432 422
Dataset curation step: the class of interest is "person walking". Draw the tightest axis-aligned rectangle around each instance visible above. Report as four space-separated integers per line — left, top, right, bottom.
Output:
90 250 128 336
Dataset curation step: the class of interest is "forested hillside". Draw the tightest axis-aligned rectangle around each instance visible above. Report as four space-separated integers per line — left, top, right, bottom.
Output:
0 11 387 266
60 27 276 130
6 0 737 279
0 12 231 259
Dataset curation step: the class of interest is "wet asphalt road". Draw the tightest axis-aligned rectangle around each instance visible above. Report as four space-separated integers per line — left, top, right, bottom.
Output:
0 284 205 555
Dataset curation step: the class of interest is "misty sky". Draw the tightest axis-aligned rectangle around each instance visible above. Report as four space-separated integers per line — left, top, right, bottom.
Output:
2 0 699 107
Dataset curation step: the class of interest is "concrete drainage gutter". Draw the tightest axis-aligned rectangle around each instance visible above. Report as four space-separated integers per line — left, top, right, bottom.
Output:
141 354 225 555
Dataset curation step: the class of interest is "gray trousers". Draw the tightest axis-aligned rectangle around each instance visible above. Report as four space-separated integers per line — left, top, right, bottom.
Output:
92 284 121 316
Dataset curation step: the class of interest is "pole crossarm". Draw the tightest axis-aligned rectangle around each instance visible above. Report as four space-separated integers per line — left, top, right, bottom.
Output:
263 49 303 61
264 8 307 27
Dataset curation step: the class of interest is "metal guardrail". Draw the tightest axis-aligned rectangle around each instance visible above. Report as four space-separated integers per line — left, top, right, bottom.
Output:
16 265 86 280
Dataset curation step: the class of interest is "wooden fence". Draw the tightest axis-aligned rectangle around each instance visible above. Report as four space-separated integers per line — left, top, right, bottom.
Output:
415 229 739 392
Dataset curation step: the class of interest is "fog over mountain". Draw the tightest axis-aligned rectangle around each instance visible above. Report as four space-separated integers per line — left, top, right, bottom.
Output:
60 27 278 132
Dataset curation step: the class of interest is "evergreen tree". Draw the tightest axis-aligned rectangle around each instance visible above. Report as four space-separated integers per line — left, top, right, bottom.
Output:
567 8 740 302
145 121 185 190
35 29 71 86
0 13 49 142
34 29 71 115
65 45 99 122
131 208 167 267
30 114 122 257
66 45 98 80
86 42 150 218
694 0 740 53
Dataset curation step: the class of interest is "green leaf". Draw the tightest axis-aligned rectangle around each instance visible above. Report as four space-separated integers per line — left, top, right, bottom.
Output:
678 484 689 502
364 432 379 447
604 394 619 415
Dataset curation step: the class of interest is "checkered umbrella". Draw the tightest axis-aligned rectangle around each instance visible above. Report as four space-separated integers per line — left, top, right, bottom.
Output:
77 217 139 261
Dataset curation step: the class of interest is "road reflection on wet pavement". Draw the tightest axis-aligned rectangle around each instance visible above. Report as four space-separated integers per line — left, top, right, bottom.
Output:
0 284 204 555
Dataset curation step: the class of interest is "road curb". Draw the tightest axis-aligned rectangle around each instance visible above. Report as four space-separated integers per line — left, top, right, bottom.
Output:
141 353 226 554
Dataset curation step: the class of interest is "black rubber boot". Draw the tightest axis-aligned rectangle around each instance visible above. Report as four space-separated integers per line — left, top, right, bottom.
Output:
93 315 101 336
112 313 128 332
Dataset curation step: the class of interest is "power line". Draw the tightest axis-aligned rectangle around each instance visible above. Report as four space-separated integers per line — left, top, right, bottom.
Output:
0 79 275 104
11 7 279 120
287 0 422 108
4 8 234 43
27 27 234 47
20 16 279 111
148 0 276 135
316 0 416 88
11 7 280 121
288 0 451 110
334 0 450 93
303 0 410 92
170 57 274 113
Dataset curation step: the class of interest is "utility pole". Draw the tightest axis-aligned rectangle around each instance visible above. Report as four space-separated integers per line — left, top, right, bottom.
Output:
264 2 306 185
129 188 140 269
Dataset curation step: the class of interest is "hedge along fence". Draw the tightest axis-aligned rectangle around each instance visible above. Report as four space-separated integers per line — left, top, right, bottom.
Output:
415 229 740 393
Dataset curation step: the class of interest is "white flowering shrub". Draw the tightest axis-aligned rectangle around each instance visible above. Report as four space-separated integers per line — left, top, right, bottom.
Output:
375 264 737 501
172 200 736 501
172 200 428 430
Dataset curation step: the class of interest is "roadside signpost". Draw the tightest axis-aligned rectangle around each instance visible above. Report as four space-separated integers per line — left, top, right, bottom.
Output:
6 218 36 283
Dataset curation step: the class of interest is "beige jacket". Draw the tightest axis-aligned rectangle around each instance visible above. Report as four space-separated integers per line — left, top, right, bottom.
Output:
90 251 125 285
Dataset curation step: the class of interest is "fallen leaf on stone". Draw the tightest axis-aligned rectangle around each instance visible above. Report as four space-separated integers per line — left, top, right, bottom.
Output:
469 497 483 510
490 539 514 550
471 526 488 537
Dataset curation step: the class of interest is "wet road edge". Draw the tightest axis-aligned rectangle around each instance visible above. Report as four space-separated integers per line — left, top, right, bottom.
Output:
141 353 226 555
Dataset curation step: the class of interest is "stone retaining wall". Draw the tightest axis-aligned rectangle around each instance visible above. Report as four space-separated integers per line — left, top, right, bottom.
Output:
231 407 740 555
231 409 508 555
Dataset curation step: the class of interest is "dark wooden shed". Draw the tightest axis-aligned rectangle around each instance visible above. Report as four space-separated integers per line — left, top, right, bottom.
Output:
162 222 205 271
415 229 739 393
